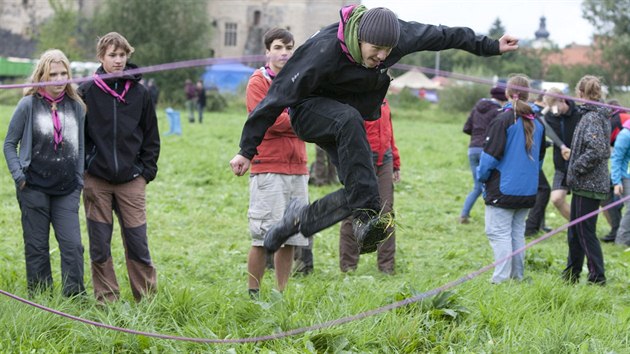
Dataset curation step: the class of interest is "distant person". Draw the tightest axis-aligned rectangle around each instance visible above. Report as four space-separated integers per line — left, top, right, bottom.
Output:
196 80 206 123
524 95 551 236
477 75 545 284
79 32 160 302
339 98 400 274
244 28 309 298
230 5 519 256
3 49 86 297
147 78 159 112
611 112 630 246
541 87 582 222
184 79 196 123
460 86 506 224
599 99 627 243
563 75 609 285
309 146 338 186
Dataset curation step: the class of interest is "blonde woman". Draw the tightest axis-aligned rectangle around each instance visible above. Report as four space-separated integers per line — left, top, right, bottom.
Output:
564 75 609 285
3 49 86 297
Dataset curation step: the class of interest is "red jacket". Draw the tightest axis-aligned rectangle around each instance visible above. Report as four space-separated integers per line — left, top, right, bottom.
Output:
365 99 400 170
246 68 308 175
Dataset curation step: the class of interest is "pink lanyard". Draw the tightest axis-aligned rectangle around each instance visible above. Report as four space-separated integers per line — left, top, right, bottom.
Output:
38 89 65 151
93 74 132 103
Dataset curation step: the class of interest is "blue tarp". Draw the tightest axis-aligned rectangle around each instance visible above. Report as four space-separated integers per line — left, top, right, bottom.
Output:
201 62 255 93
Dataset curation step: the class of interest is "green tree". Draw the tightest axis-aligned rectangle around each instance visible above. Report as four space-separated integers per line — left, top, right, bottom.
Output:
92 0 211 104
582 0 630 86
37 0 89 60
488 18 506 39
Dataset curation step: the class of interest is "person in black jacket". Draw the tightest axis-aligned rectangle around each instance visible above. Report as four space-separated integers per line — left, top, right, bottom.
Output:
229 5 518 254
460 86 506 224
79 32 160 303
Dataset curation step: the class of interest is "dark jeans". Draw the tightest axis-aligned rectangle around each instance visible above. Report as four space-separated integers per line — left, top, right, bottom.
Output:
290 97 381 236
525 170 551 232
564 194 606 284
17 187 85 296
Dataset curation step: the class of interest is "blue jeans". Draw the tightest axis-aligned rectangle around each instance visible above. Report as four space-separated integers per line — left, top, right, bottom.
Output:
461 147 483 218
485 205 528 283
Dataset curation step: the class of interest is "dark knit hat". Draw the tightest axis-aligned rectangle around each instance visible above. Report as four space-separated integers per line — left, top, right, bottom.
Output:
358 7 400 47
490 86 507 101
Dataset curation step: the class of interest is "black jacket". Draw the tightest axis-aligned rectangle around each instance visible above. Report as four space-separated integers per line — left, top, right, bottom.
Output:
544 99 581 173
463 98 503 147
78 64 160 184
238 18 501 159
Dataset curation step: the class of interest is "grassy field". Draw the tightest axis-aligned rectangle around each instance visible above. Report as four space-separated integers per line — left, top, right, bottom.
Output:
1 100 630 353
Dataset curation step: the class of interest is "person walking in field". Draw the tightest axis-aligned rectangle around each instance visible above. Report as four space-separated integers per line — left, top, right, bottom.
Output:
3 49 86 297
460 86 506 224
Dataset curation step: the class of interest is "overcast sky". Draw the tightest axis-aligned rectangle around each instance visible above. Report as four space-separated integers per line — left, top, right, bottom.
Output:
362 0 594 47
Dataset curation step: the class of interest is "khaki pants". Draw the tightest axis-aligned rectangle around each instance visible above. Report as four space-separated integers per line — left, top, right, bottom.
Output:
83 173 156 302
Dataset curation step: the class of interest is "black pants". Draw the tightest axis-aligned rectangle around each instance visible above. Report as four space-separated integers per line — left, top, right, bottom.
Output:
564 194 606 284
290 97 382 236
525 170 551 232
17 187 85 296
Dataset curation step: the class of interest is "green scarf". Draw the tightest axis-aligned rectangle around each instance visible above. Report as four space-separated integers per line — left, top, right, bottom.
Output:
344 5 366 64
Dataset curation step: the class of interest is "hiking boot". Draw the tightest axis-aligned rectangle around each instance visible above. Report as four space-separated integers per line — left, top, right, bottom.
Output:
458 216 470 224
263 199 307 253
353 213 392 254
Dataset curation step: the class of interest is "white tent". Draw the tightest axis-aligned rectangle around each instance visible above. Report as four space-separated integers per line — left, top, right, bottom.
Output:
389 69 440 92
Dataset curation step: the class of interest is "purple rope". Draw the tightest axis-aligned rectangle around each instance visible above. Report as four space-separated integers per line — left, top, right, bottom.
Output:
1 56 627 114
2 193 628 343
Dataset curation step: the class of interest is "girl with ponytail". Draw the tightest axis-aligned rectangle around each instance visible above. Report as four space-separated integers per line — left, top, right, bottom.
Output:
477 74 546 283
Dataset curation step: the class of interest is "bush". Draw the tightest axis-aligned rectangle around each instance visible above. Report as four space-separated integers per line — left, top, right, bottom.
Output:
438 83 488 113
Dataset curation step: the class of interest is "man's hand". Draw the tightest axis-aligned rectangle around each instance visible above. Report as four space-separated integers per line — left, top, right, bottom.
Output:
498 34 519 53
230 154 251 176
561 146 571 161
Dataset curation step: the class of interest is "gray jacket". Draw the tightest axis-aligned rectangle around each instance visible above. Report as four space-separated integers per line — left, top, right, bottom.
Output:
566 104 611 195
3 95 85 188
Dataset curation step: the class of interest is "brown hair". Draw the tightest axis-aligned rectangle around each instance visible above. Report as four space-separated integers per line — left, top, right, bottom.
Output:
263 28 294 50
543 87 563 107
575 75 602 101
25 49 86 112
96 32 135 60
506 74 535 155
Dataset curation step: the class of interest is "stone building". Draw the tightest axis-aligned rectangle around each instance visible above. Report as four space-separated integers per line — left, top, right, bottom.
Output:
0 0 353 58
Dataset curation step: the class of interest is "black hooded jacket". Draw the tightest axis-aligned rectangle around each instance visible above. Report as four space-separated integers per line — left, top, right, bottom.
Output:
238 18 501 159
463 98 503 147
78 64 160 184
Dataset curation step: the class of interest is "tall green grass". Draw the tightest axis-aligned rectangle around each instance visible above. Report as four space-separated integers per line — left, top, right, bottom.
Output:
1 101 630 353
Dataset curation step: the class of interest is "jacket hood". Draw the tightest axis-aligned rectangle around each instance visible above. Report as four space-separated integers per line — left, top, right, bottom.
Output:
475 98 502 114
580 102 609 118
96 62 142 83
